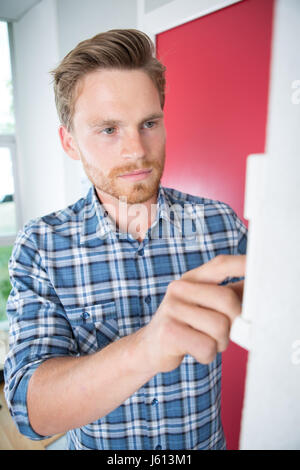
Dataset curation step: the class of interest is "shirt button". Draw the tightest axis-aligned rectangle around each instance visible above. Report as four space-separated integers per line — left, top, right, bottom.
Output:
155 444 162 450
82 311 90 320
145 295 151 304
137 248 144 256
151 398 158 406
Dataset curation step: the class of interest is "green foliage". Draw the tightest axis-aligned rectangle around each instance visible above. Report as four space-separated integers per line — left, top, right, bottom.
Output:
0 245 13 322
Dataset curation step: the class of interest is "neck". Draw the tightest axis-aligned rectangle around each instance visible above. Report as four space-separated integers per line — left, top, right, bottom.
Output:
96 188 159 242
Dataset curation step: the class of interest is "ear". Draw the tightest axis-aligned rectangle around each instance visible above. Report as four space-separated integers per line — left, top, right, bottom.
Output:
58 125 81 161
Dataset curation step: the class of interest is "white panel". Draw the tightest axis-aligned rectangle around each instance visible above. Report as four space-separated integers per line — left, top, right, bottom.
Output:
239 0 300 450
230 154 270 352
265 0 300 158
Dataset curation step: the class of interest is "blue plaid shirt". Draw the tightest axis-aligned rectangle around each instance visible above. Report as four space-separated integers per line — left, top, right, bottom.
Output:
4 184 247 450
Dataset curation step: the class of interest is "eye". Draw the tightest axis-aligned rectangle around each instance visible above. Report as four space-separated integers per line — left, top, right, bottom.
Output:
143 121 156 129
102 127 116 135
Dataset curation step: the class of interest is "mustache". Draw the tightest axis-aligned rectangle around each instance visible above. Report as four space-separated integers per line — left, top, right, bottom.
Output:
109 160 162 178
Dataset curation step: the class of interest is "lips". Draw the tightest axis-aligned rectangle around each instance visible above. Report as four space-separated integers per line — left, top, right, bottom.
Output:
118 168 153 181
119 168 152 177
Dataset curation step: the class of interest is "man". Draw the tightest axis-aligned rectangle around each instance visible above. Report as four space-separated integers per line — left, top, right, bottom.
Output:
4 29 247 450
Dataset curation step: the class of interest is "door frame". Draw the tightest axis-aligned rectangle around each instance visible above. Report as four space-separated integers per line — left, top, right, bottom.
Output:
138 0 243 42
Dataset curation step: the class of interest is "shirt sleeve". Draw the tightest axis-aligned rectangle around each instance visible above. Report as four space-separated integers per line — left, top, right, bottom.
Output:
230 208 248 256
217 204 248 287
3 225 79 440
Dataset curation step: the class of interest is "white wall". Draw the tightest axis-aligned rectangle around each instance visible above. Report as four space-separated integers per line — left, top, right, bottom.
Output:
144 0 174 14
56 0 137 59
12 0 64 223
12 0 138 224
55 0 137 209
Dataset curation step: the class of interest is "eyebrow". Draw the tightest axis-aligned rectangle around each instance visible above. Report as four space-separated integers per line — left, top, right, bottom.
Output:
88 112 164 129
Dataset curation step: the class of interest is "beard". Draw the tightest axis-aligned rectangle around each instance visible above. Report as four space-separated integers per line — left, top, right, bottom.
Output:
80 151 165 205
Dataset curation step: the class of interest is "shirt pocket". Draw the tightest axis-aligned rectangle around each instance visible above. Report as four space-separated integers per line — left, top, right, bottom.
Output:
66 301 119 354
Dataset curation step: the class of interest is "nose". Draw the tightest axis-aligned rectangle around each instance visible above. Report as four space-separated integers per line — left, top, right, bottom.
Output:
121 129 146 159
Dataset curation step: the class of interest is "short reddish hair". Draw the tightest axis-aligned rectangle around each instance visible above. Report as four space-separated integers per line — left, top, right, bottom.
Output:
50 29 166 131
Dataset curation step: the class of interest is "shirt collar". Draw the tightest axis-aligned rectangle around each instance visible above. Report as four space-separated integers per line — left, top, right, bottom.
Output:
154 184 183 236
80 183 183 245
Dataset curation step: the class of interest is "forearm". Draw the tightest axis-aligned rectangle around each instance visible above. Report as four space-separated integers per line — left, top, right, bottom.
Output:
27 327 154 436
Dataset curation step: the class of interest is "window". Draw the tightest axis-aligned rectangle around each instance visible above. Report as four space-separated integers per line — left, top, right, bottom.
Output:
0 21 19 328
0 21 15 135
0 145 16 236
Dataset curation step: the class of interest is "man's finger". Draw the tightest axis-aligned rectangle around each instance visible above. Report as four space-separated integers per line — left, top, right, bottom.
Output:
172 298 231 352
181 254 246 284
170 280 242 325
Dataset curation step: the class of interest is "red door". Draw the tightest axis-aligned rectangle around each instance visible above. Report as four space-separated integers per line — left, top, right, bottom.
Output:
157 0 274 449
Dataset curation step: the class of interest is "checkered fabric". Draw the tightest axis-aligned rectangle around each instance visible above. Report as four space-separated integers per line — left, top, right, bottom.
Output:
4 184 247 450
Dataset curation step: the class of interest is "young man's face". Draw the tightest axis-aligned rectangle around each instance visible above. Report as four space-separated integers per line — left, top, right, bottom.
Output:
61 68 166 204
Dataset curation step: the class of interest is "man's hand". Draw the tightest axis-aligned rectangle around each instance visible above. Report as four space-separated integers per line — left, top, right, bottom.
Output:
140 254 246 374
